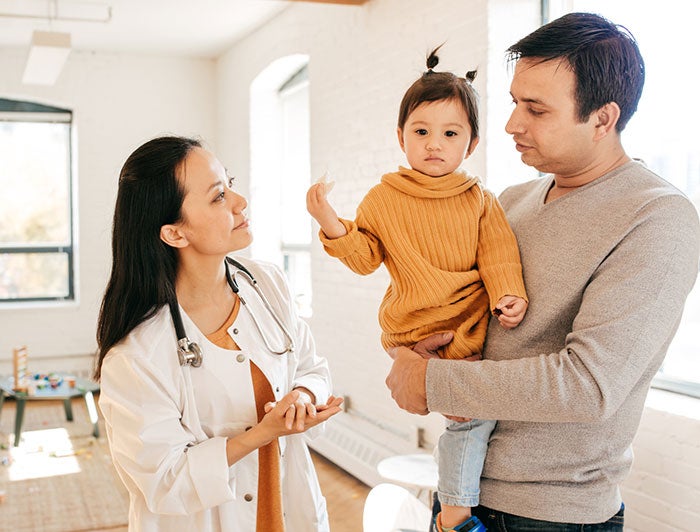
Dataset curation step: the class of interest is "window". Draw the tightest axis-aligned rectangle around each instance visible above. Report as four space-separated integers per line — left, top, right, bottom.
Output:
545 1 700 396
0 98 74 303
278 66 313 317
249 56 312 317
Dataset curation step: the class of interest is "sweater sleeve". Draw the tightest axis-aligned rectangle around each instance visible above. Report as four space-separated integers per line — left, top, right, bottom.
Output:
427 194 699 422
476 189 528 309
318 202 385 276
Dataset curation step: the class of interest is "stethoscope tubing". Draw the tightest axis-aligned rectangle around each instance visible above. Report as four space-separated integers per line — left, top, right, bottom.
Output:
171 257 296 367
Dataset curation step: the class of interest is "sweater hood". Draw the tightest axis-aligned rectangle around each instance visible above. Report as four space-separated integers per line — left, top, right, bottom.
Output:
381 166 479 198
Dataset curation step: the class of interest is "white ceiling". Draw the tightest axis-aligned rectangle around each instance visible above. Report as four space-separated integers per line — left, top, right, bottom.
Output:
0 0 292 58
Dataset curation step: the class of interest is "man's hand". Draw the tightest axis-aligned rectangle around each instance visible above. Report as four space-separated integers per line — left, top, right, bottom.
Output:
409 332 474 422
385 346 430 415
412 331 453 359
413 331 481 362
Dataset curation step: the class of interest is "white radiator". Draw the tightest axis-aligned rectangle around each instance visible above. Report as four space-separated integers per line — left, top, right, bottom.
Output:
308 408 422 487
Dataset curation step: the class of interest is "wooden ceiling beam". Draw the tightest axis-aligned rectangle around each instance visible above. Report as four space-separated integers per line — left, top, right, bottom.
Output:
285 0 370 5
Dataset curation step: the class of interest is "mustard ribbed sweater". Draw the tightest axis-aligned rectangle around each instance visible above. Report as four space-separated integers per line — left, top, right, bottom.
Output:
320 166 527 359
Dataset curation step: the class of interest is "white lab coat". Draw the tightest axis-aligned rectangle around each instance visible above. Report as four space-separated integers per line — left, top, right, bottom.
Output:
99 258 332 531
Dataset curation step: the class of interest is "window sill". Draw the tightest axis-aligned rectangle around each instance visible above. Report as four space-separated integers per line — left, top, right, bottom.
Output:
645 387 700 421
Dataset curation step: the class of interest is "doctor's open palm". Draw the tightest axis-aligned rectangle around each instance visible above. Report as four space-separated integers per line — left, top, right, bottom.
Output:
261 390 344 441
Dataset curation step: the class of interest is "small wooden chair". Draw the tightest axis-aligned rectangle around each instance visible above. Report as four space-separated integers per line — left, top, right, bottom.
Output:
12 345 29 392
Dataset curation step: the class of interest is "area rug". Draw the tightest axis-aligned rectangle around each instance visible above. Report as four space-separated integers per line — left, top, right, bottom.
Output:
0 396 128 531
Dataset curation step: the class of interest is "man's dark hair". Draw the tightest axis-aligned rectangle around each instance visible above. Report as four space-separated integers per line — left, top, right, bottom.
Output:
507 12 644 132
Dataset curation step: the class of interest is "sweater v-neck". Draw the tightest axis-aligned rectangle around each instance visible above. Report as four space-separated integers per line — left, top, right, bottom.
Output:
538 160 637 208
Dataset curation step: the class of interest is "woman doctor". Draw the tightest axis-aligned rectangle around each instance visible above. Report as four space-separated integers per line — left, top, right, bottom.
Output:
95 136 343 531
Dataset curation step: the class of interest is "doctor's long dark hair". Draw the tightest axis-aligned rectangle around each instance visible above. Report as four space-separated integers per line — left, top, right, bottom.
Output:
94 136 201 380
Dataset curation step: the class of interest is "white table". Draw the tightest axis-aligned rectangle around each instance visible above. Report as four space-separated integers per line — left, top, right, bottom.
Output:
377 453 438 505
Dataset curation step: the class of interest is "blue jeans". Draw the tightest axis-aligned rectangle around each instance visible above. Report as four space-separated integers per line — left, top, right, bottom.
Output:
437 418 496 507
471 504 625 531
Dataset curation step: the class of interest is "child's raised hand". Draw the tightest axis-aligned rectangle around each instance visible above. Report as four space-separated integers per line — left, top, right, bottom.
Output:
307 174 335 216
317 172 335 195
494 295 528 329
306 173 347 239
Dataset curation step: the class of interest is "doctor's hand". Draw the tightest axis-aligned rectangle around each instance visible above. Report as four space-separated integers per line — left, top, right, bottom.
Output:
263 391 343 434
385 346 430 415
274 386 319 432
225 393 343 466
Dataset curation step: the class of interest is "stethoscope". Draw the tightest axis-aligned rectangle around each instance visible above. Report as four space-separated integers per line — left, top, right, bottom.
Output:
169 257 296 367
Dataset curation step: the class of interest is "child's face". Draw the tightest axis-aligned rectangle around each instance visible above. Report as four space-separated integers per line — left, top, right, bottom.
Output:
397 99 478 177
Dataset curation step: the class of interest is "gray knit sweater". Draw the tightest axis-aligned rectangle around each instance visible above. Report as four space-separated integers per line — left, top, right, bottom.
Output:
426 160 700 523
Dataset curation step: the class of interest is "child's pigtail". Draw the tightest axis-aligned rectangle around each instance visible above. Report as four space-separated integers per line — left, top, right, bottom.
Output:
426 44 444 72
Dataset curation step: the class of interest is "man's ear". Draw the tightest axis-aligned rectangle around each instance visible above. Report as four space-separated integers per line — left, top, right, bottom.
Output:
593 102 621 140
466 136 480 157
160 223 188 248
397 127 406 153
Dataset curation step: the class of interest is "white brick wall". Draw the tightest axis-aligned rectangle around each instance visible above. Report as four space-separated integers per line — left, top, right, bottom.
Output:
217 0 500 455
216 1 700 530
621 391 700 531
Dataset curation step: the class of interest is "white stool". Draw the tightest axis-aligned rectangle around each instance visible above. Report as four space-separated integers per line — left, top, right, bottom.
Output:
363 483 431 532
376 453 438 507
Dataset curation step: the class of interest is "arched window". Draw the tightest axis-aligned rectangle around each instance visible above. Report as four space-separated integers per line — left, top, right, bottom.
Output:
250 56 312 316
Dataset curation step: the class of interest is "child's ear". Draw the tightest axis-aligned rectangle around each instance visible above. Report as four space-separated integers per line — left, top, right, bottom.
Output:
397 127 407 153
160 223 188 249
466 136 480 157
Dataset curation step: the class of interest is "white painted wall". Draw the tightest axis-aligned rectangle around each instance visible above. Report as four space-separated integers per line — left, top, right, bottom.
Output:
0 48 216 375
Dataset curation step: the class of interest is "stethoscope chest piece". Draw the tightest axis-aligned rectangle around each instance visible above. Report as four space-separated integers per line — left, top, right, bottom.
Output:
177 338 203 367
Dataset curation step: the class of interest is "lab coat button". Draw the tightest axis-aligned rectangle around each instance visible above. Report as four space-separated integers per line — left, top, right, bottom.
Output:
244 493 254 502
233 328 239 334
276 386 280 392
236 354 246 363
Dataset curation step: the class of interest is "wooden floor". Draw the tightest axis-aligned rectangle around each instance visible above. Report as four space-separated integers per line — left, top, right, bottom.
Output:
312 450 371 531
0 396 370 531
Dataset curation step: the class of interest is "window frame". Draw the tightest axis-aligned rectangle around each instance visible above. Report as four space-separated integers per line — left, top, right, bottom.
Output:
0 98 75 303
